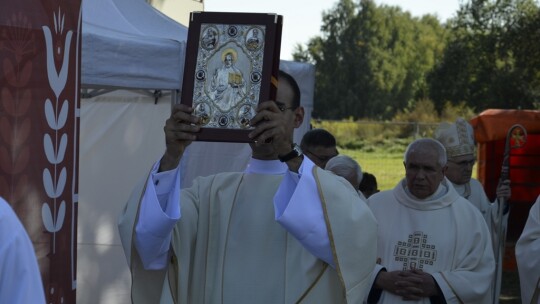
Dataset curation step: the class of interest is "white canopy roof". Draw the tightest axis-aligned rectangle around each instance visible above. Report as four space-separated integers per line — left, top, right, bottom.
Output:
81 0 316 104
81 0 188 90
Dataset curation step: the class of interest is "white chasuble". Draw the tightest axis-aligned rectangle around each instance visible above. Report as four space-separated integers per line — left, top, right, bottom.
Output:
516 196 540 304
119 160 377 304
366 178 495 303
453 178 509 245
453 178 509 303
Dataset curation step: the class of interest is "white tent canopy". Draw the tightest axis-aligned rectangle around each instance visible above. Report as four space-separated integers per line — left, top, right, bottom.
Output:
79 1 315 303
82 0 187 90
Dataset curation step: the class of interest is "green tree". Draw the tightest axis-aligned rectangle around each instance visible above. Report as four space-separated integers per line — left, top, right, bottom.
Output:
304 0 361 119
295 0 446 119
428 0 540 112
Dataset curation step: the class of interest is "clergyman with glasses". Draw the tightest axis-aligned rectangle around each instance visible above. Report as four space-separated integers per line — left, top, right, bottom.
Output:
118 70 377 303
300 128 339 168
434 117 511 303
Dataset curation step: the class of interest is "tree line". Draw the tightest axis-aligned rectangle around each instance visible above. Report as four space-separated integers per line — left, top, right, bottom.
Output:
293 0 540 120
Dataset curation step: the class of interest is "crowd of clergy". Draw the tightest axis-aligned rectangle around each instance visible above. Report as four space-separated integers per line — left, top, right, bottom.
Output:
1 71 538 304
308 119 539 304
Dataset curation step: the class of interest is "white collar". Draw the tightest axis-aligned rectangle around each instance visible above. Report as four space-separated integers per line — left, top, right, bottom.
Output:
244 158 287 175
395 177 458 210
404 182 447 201
452 182 471 198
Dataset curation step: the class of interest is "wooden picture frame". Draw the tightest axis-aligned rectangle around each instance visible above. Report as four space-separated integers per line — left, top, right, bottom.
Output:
181 12 283 142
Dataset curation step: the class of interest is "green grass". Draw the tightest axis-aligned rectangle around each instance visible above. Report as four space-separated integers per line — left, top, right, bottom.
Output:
342 148 479 191
341 148 404 191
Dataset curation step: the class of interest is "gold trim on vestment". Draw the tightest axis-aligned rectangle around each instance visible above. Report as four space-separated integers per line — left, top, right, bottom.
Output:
295 263 329 303
312 166 347 299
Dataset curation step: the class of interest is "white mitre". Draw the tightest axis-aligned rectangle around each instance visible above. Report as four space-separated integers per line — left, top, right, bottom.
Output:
434 117 476 158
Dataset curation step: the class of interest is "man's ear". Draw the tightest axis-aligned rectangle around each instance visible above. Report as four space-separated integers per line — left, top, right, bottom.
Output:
442 165 448 176
293 106 305 128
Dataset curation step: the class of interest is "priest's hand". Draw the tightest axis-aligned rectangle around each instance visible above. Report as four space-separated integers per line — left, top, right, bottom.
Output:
374 269 438 300
374 270 415 296
248 100 293 154
159 104 201 172
395 269 439 300
496 179 511 201
249 100 303 172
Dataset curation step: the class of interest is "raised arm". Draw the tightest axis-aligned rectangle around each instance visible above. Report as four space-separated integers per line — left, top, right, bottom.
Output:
119 104 201 269
159 104 201 172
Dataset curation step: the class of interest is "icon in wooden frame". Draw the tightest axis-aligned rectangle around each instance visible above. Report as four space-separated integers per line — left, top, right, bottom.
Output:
181 12 283 142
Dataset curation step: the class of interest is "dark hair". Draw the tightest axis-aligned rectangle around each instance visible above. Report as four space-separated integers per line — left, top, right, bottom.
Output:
278 70 301 109
359 172 379 198
300 128 336 150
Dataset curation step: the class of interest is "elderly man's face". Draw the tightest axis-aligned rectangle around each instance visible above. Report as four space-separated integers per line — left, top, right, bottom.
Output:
404 148 446 199
445 154 475 185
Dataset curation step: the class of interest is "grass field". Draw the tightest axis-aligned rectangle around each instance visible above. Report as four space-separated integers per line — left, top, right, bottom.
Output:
342 148 522 302
342 148 481 191
342 148 405 191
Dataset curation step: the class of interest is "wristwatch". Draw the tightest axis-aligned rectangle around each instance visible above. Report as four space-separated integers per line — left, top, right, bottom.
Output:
278 144 303 162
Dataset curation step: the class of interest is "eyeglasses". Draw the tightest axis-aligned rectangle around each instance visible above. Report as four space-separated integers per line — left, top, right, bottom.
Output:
275 101 296 112
304 149 338 164
448 159 476 167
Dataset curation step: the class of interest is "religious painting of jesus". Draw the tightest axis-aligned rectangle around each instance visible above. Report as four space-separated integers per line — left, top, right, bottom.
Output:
181 12 283 142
